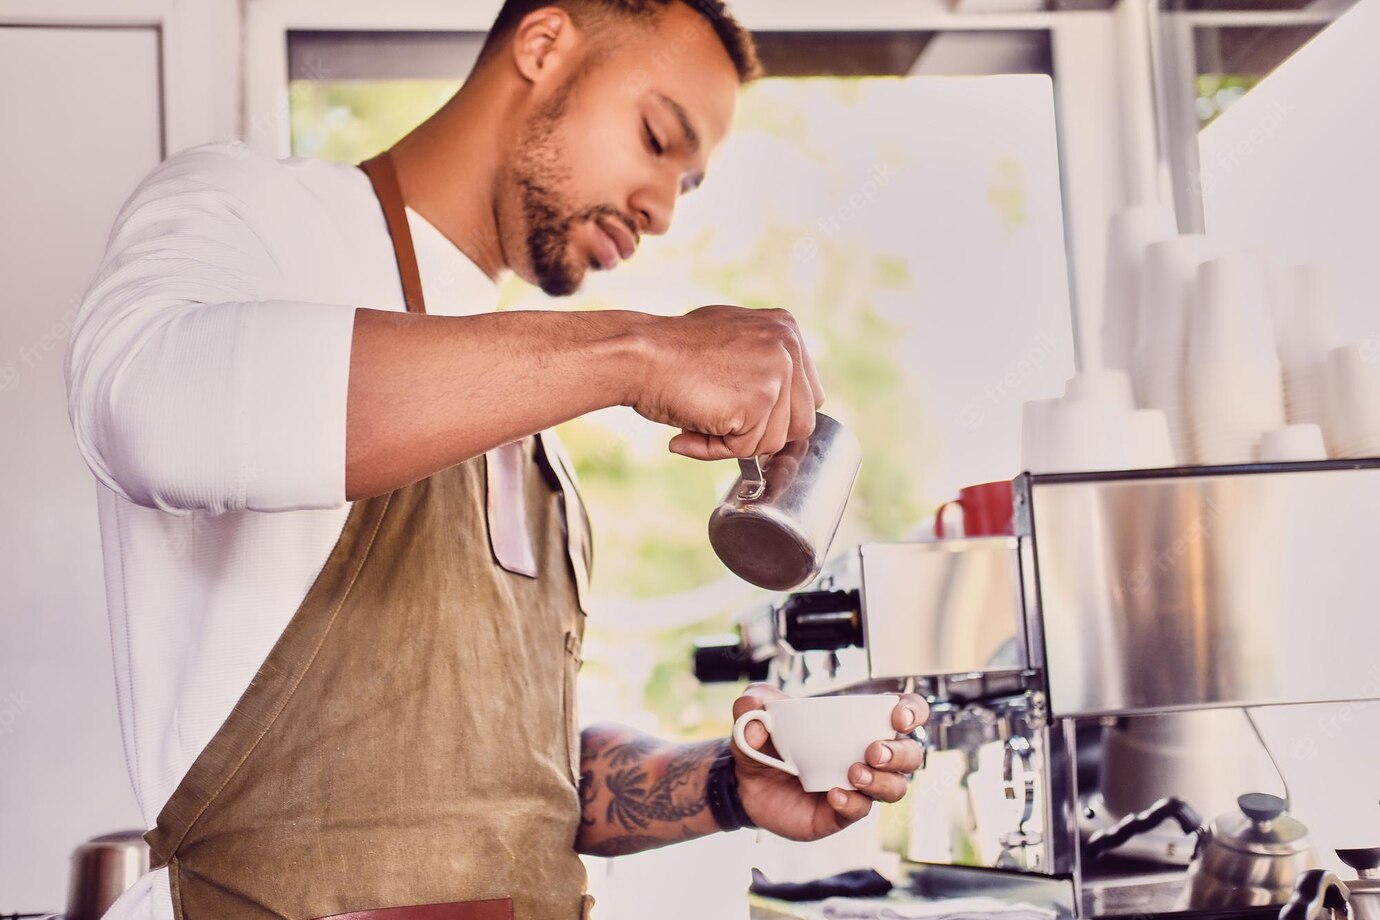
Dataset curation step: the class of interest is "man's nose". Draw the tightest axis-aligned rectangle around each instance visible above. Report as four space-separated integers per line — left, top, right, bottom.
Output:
631 183 675 237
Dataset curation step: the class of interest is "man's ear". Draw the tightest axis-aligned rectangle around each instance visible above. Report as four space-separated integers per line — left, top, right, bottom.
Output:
510 7 575 85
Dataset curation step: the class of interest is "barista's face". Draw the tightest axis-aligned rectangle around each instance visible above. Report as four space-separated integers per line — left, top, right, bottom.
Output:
496 3 739 296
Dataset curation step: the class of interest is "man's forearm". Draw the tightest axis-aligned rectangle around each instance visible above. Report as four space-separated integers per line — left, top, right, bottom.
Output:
575 724 728 857
346 308 652 500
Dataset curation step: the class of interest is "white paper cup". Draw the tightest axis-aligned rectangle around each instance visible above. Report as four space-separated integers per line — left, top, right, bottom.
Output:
1020 397 1060 473
1135 234 1219 360
1101 205 1177 372
1278 263 1342 374
1327 343 1380 456
1191 253 1278 364
1063 369 1136 411
1258 425 1328 462
1130 409 1175 468
1038 400 1133 473
1186 354 1286 465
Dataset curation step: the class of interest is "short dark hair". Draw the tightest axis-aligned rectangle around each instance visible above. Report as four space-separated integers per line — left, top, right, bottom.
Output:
479 0 761 82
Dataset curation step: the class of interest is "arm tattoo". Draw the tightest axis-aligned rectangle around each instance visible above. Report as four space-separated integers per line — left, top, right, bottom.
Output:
576 725 727 856
603 741 716 830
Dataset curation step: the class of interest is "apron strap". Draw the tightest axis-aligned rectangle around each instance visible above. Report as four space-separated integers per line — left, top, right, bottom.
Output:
360 151 544 581
359 152 427 315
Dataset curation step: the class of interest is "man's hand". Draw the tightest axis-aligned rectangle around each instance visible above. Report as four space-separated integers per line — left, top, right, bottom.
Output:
631 306 825 461
731 684 927 841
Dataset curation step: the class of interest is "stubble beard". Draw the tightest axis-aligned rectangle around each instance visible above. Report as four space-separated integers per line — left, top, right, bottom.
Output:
511 73 633 297
514 81 587 297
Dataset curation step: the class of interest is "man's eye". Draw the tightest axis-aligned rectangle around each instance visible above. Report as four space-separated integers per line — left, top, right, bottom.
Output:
643 120 664 157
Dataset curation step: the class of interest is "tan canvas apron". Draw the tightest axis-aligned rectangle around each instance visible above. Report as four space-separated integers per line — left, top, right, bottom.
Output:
143 151 595 920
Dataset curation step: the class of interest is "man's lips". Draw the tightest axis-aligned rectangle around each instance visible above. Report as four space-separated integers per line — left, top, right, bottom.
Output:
593 216 637 268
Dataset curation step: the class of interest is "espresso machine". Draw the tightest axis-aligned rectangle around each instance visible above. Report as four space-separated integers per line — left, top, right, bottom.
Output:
697 460 1380 918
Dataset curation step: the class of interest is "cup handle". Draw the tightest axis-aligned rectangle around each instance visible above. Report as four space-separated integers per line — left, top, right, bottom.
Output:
732 709 797 777
737 456 767 501
934 501 959 539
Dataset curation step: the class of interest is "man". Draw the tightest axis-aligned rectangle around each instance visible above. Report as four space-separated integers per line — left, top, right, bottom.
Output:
66 1 927 918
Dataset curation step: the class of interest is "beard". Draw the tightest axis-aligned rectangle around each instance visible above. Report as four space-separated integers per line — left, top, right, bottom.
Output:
511 76 630 297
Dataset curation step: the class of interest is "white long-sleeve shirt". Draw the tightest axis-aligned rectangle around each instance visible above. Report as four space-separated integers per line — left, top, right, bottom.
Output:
65 141 501 920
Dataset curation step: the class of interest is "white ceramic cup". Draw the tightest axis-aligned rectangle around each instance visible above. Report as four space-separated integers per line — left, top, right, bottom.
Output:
732 694 899 793
1258 425 1328 462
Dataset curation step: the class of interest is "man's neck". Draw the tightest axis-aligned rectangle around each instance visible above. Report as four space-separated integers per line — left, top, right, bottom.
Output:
389 74 512 283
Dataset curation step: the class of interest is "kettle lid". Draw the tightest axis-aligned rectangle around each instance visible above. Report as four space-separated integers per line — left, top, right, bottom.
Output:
1211 793 1312 856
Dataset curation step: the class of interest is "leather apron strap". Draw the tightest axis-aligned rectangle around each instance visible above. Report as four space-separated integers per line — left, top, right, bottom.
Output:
358 151 539 578
359 153 426 315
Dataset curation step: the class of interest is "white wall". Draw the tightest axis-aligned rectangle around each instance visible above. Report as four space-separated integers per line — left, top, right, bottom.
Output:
0 0 239 904
0 25 162 908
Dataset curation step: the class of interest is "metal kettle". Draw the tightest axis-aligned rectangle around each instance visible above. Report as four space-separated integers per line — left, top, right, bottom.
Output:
1087 793 1319 910
708 413 861 591
1181 793 1319 910
66 830 150 920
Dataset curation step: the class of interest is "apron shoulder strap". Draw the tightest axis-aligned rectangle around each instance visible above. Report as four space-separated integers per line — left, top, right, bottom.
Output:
360 152 427 315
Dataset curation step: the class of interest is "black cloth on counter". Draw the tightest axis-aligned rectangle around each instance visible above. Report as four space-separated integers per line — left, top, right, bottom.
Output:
750 867 894 902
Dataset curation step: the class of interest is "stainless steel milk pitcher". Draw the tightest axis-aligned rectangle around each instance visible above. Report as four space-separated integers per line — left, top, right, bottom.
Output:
709 413 862 591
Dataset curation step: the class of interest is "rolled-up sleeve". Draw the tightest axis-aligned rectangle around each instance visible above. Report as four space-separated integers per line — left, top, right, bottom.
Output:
65 144 357 514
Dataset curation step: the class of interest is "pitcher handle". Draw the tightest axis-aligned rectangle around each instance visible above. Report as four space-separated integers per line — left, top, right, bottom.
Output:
737 456 767 501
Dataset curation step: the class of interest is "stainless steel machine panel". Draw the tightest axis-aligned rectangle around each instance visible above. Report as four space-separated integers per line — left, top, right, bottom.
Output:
1022 462 1380 717
860 538 1027 680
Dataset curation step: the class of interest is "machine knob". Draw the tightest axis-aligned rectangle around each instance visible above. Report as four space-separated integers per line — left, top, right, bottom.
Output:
692 638 770 684
781 589 863 651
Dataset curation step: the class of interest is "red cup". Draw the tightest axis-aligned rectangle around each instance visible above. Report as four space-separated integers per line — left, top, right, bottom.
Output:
934 480 1014 538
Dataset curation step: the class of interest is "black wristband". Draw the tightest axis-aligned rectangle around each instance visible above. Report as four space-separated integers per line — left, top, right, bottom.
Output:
706 740 757 832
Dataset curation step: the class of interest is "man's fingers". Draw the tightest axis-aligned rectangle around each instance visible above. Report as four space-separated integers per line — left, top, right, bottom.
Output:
796 328 826 409
867 739 924 774
849 763 908 803
827 788 874 824
732 683 788 753
781 329 817 444
757 357 794 456
668 431 738 461
892 694 929 733
732 682 787 719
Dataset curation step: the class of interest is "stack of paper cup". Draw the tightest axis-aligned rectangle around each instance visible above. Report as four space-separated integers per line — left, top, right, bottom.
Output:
1129 409 1175 468
1186 253 1286 464
1276 264 1342 447
1100 205 1178 373
1022 372 1173 473
1132 235 1219 464
1258 424 1328 462
1326 343 1380 458
1063 368 1135 410
1020 398 1059 473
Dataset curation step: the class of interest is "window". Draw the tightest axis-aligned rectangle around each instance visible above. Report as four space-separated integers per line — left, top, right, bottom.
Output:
288 29 1075 743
